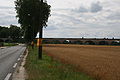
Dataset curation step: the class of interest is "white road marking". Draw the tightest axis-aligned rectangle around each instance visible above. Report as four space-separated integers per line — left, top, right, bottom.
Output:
13 63 17 68
20 55 22 58
17 58 20 61
4 73 12 80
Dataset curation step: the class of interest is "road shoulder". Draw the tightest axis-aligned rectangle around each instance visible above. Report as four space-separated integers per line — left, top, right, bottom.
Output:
12 49 28 80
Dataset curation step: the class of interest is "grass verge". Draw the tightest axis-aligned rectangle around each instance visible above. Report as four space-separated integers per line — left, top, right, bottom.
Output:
4 43 18 46
25 46 94 80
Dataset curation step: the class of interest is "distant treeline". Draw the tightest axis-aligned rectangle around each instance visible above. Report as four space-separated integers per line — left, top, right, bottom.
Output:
41 40 120 46
0 25 25 43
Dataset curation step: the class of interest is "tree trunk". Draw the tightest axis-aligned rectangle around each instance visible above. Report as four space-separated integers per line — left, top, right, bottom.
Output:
38 27 43 59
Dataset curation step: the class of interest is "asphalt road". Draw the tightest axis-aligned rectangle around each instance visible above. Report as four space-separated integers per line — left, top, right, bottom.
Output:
0 45 26 80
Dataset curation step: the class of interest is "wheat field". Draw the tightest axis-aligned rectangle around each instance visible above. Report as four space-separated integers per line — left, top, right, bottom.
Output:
43 44 120 80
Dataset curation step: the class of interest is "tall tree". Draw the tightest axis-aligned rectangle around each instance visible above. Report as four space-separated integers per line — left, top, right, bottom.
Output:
15 0 51 42
15 0 51 59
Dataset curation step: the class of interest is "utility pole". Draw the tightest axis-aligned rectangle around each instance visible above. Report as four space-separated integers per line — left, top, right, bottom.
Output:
38 0 43 59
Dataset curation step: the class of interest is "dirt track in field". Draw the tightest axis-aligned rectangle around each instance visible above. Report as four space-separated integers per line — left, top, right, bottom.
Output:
43 44 120 80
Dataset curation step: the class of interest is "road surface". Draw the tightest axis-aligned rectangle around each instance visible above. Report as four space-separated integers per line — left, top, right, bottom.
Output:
0 45 26 80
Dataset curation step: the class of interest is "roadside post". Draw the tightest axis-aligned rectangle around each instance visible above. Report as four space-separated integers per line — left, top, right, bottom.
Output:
38 28 43 59
38 0 43 59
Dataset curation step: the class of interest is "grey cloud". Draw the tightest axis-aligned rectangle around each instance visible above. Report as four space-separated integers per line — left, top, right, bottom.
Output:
76 1 103 13
0 0 119 38
44 7 120 38
0 17 18 26
78 6 88 13
0 6 14 9
52 12 82 25
0 7 18 26
45 24 58 30
90 1 103 13
107 12 120 20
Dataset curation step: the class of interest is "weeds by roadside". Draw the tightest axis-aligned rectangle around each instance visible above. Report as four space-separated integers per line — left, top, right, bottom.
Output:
25 46 94 80
4 43 18 46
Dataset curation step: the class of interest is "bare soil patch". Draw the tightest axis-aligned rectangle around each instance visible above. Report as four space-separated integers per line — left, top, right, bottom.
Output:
43 44 120 80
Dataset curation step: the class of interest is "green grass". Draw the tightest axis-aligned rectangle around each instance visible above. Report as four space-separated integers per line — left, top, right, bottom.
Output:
3 43 18 46
25 46 94 80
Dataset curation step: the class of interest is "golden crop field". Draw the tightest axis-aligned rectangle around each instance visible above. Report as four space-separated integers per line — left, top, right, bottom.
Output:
43 44 120 80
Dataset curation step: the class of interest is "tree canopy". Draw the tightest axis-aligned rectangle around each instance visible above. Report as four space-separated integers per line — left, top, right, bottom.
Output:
15 0 51 42
0 25 23 41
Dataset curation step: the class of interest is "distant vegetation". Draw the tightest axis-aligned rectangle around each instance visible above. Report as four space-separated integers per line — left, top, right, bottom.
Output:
3 43 18 46
42 39 120 46
0 25 25 43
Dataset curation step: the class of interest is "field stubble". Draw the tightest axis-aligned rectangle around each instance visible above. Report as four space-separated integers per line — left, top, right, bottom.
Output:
43 44 120 80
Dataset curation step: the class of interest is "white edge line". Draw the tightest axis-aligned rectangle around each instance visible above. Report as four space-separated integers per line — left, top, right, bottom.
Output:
17 58 20 61
4 73 12 80
13 63 17 68
20 55 22 58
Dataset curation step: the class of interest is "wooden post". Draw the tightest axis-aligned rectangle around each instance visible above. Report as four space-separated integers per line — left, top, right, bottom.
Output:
38 0 43 59
38 28 43 59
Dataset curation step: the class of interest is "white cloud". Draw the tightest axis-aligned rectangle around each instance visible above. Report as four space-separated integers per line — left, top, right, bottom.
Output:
0 6 18 26
44 0 120 38
0 0 120 38
0 0 15 7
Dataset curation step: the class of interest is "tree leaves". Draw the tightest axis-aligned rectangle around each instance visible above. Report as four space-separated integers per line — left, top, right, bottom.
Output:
15 0 51 42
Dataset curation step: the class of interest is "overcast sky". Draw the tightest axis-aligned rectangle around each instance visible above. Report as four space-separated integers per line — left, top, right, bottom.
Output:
0 0 120 38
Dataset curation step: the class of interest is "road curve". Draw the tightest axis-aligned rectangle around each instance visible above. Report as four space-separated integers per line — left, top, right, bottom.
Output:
0 45 26 80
